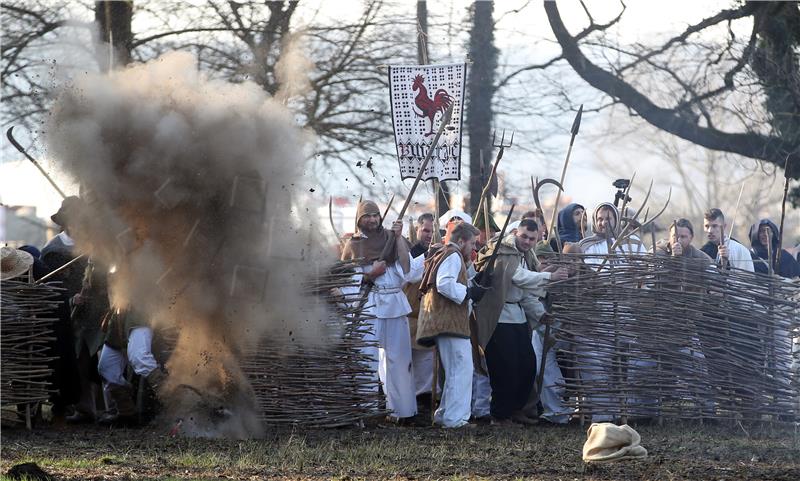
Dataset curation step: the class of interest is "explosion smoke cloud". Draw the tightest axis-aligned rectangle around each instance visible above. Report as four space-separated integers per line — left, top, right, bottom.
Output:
46 51 331 437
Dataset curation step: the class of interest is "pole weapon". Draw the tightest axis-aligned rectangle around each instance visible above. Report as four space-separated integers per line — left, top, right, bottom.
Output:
34 254 86 285
476 130 513 242
766 227 774 276
775 155 790 276
480 204 516 281
719 182 745 268
392 105 454 226
381 194 396 223
532 176 564 250
6 127 67 199
358 105 455 301
547 105 583 241
328 197 344 248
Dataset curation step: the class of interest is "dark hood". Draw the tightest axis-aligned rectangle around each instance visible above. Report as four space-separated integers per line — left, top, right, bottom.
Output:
557 203 585 243
749 218 779 254
747 218 800 278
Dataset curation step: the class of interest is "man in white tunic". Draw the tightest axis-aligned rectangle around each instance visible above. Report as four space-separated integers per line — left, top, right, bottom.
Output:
577 202 648 422
474 219 568 424
526 242 572 424
700 208 754 271
340 200 422 421
416 222 486 428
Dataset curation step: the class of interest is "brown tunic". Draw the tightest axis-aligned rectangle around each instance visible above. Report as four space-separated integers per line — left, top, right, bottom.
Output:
416 246 469 347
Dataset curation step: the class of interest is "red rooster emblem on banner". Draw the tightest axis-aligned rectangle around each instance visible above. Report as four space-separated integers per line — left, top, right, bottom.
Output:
412 75 452 136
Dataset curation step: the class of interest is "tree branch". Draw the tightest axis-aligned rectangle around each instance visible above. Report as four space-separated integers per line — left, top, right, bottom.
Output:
544 0 799 177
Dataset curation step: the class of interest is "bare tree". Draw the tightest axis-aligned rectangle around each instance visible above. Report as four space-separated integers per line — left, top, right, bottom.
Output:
466 1 498 215
595 117 795 244
1 1 77 135
540 1 799 199
2 1 415 192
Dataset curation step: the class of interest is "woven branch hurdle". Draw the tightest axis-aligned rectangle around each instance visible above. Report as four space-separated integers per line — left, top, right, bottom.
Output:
240 260 384 428
543 253 799 424
1 280 60 426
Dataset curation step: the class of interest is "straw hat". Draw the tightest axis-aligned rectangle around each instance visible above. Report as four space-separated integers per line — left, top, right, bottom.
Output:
1 246 34 281
582 422 648 463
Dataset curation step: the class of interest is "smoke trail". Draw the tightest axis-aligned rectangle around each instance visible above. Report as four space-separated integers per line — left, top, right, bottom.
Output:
275 30 314 103
45 51 331 438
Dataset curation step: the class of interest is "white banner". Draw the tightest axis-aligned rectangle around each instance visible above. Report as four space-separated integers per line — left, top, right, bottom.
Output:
388 63 466 181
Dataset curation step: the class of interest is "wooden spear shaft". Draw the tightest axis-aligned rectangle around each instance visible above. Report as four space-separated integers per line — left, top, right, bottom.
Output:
775 156 790 276
357 106 455 303
6 127 67 199
394 105 454 224
720 182 745 268
547 105 583 241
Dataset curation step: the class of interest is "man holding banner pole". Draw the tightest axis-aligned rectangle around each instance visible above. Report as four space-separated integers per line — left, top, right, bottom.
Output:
340 200 423 422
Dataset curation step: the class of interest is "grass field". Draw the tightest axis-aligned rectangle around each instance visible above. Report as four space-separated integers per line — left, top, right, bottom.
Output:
1 419 799 480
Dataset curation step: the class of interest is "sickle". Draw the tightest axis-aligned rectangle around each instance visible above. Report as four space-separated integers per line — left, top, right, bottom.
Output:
532 177 564 212
329 196 344 247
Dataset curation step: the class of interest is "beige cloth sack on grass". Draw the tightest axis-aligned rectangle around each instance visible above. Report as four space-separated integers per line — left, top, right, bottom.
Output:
582 422 648 463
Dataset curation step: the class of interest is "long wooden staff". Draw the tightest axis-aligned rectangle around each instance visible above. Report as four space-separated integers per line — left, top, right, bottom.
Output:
719 182 745 268
329 197 344 248
381 194 396 222
547 105 583 241
361 104 454 295
775 156 790 276
34 254 86 284
392 105 454 229
7 127 67 199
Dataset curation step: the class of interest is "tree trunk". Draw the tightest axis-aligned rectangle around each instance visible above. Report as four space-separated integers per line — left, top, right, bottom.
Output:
95 1 133 70
416 1 451 215
467 2 498 216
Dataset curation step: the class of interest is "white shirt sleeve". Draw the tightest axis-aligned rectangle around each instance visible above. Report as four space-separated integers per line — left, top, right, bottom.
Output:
405 252 426 283
436 252 467 304
511 264 551 290
729 240 755 272
520 295 546 323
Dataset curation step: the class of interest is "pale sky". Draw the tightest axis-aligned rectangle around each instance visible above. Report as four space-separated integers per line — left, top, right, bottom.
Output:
3 0 794 243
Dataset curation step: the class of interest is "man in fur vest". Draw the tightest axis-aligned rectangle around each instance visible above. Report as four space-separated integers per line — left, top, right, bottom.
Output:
416 222 487 428
340 200 423 422
474 219 568 424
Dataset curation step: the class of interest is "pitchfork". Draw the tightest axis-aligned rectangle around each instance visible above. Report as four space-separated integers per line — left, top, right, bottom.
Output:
491 129 515 161
475 129 515 241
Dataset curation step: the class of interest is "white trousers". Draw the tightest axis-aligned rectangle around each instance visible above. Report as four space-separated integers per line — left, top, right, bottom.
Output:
128 327 158 376
411 349 433 395
97 327 158 386
363 316 417 418
471 368 492 418
98 344 128 386
433 336 473 428
532 330 571 423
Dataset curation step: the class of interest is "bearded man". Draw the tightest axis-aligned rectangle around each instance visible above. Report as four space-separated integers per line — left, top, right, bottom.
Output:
578 203 646 258
416 222 486 428
577 202 649 422
700 208 754 271
340 200 421 421
656 219 712 261
474 219 568 424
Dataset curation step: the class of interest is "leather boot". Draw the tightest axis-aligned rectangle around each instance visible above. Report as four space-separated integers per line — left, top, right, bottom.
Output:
145 367 167 395
98 384 138 426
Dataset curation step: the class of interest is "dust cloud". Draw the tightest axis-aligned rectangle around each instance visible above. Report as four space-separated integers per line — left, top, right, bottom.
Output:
46 50 331 438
